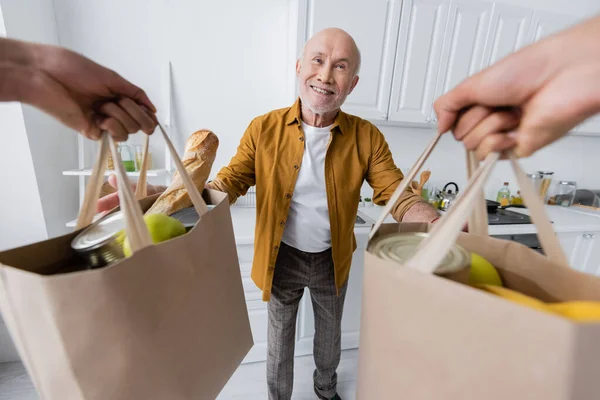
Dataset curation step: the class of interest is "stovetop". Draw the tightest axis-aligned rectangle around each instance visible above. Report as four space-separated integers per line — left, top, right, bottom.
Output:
488 209 532 225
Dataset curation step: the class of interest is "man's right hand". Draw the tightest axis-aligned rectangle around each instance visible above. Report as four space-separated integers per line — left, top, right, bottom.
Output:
434 15 600 159
97 175 166 213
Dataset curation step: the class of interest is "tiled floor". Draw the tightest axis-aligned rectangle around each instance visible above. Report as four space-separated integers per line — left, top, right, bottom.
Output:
0 350 358 399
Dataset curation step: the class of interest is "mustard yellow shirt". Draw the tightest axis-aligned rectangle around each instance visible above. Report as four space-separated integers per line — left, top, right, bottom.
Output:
209 98 423 301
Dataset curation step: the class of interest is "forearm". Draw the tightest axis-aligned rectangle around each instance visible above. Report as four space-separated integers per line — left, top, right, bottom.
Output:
0 38 38 102
398 200 440 223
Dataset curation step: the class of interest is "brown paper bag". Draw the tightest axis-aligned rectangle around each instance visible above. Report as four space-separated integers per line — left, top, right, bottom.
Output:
358 147 600 399
0 128 252 400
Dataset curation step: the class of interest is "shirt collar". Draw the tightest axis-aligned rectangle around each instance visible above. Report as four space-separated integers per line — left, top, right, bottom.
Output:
286 97 346 135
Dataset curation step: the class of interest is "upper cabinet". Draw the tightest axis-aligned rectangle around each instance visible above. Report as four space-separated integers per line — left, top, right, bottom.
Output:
293 0 591 130
388 0 448 124
431 0 494 123
297 0 402 120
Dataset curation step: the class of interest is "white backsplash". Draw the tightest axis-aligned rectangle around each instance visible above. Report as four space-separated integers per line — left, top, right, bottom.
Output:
360 125 600 203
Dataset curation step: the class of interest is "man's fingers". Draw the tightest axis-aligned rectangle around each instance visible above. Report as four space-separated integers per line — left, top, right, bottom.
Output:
108 70 156 113
475 133 517 160
98 117 128 142
462 110 520 151
119 97 157 134
97 192 120 212
99 102 141 134
452 106 492 140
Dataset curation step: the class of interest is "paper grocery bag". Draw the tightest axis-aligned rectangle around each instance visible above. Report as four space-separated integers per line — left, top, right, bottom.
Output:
357 147 600 400
0 129 252 400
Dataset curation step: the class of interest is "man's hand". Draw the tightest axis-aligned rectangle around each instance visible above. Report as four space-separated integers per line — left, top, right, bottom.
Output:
97 175 166 212
434 15 600 159
1 38 157 141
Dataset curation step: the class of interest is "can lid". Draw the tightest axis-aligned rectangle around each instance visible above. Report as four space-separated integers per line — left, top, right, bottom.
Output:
537 171 554 175
71 211 126 251
559 181 576 185
368 232 469 273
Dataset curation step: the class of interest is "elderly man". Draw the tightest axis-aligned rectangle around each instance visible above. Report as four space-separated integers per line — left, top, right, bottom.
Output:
208 28 439 400
99 27 439 400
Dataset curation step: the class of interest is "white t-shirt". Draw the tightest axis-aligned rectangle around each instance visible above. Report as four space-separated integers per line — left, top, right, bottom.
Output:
281 122 333 253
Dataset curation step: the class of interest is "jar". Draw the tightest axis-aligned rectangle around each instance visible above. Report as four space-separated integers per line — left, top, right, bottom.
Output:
135 145 153 171
527 173 543 197
118 144 136 172
554 181 577 207
537 171 554 200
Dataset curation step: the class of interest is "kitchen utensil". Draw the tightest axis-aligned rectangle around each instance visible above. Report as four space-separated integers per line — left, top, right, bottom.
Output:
415 170 431 196
439 182 459 211
486 199 525 213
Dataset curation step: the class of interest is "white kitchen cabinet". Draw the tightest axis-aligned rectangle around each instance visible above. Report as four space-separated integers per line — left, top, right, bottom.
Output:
431 0 494 123
296 0 402 121
388 0 449 124
481 4 533 67
557 231 600 276
574 232 600 276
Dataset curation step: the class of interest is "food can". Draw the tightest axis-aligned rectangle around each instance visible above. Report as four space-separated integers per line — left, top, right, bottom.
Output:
368 232 470 283
71 211 127 268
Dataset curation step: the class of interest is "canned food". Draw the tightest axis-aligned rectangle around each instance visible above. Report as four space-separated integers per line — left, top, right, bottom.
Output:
368 232 470 282
71 211 127 268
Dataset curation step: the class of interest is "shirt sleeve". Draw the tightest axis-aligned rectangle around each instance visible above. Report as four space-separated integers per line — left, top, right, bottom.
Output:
208 118 259 204
365 125 425 221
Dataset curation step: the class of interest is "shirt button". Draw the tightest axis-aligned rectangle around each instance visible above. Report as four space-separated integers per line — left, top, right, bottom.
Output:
274 245 279 250
293 164 299 170
299 136 304 142
286 193 292 199
280 221 286 226
268 266 275 272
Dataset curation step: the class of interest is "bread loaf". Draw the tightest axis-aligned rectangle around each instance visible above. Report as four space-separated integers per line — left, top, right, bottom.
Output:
146 129 219 216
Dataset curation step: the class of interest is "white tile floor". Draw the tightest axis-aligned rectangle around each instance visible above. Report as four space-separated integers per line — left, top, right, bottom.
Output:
0 350 358 400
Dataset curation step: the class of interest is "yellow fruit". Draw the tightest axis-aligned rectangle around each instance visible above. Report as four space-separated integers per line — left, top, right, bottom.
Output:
548 302 600 322
469 253 503 286
473 284 554 315
122 214 186 257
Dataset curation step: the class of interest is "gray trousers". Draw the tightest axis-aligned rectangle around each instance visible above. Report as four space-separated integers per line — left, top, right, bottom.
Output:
267 242 347 400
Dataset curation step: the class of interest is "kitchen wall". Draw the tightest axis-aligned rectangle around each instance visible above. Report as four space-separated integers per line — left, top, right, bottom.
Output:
0 0 78 246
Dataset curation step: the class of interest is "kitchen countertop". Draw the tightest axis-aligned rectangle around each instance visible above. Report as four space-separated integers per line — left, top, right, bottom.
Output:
227 203 600 245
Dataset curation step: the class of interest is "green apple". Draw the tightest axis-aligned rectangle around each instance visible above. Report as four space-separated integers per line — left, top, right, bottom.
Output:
122 213 186 257
469 252 503 286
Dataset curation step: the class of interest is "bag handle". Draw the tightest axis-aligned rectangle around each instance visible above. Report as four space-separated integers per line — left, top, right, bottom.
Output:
466 150 488 237
405 151 569 273
369 132 444 240
75 121 210 254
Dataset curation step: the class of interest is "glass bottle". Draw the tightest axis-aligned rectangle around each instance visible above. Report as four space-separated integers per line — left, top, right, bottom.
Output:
496 182 511 207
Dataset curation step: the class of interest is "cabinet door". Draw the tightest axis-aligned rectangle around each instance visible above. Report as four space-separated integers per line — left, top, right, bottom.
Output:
579 232 600 276
431 0 493 123
301 0 402 121
388 0 449 124
557 232 586 271
481 4 532 68
528 10 578 43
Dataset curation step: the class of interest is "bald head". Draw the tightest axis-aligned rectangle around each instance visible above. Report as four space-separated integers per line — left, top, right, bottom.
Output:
301 28 361 76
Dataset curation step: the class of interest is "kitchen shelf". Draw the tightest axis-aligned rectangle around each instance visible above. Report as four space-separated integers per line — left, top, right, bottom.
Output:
62 168 169 177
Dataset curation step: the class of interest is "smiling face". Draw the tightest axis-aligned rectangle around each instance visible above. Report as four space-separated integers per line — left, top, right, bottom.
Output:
297 28 360 120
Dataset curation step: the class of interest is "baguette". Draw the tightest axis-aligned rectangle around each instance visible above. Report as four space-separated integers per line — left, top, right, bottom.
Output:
146 129 219 216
